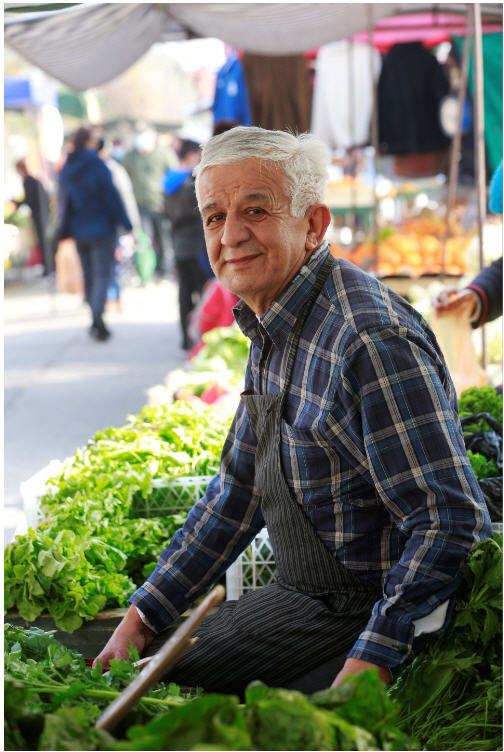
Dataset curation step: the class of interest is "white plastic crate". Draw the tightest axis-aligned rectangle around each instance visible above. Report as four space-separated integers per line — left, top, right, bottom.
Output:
225 528 276 600
131 475 215 517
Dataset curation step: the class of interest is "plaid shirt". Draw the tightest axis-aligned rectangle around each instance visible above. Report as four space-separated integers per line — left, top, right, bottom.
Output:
131 243 491 670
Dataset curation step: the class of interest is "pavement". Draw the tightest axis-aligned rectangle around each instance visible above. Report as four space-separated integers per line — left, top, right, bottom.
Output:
4 271 188 546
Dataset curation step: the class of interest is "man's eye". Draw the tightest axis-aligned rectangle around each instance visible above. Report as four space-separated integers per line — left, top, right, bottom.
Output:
207 214 224 225
247 207 266 216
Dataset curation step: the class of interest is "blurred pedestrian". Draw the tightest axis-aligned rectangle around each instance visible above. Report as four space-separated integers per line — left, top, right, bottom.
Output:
58 125 132 341
111 137 126 162
163 139 208 350
122 126 178 277
13 158 52 276
99 138 141 308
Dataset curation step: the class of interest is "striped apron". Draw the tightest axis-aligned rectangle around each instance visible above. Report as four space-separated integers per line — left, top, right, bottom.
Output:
169 255 381 693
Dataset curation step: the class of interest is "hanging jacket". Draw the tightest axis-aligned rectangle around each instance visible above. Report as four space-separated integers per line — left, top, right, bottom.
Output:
242 53 312 133
378 42 451 155
59 149 132 239
212 52 252 126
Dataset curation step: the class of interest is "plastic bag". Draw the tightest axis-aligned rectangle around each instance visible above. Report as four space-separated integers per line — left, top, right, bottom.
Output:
431 310 487 395
133 228 157 283
55 238 84 294
478 477 503 522
461 412 502 523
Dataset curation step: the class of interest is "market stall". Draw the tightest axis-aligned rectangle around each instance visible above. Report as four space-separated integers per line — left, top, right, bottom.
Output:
4 4 503 751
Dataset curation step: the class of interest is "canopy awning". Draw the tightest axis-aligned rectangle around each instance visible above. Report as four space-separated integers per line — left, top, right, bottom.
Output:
4 3 503 92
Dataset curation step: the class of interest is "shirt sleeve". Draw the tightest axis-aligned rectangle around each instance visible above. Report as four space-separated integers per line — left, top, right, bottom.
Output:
339 326 492 670
467 256 503 327
129 390 264 633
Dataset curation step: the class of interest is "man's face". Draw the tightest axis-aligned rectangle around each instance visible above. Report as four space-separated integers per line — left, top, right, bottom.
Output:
198 159 314 315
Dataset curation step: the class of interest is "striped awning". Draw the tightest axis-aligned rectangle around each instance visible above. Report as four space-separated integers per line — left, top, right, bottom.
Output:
4 3 502 92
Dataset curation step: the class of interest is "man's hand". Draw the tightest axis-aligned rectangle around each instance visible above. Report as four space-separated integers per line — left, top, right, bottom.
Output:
331 657 392 687
431 287 478 317
92 605 155 672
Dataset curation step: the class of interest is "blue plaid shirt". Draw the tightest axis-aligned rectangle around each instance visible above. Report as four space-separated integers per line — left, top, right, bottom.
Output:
131 244 491 670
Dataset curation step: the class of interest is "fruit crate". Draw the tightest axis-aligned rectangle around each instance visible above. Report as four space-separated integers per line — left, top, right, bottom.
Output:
130 475 215 517
225 528 276 600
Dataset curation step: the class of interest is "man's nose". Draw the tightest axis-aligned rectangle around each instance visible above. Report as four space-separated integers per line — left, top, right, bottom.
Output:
221 213 250 247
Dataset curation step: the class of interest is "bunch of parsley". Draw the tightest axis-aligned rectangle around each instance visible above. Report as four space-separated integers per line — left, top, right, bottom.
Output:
390 535 503 750
4 624 190 751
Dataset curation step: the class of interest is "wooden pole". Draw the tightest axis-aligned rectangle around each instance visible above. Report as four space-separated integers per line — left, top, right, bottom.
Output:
472 2 487 368
367 3 379 271
348 38 357 243
446 16 472 220
95 585 225 732
442 7 472 280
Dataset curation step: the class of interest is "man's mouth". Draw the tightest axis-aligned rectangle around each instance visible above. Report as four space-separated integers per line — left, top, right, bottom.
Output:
225 253 261 267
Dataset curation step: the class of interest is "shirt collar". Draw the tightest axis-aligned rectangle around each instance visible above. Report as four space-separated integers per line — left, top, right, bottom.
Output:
234 242 330 350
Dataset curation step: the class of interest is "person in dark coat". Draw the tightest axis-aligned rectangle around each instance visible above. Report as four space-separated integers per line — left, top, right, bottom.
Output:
163 139 209 350
14 159 51 275
58 126 132 341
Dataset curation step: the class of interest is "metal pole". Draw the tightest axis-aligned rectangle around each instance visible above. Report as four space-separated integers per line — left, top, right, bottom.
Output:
472 2 487 368
368 3 379 271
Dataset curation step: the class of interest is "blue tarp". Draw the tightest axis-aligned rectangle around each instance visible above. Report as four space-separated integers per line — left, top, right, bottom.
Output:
4 75 58 109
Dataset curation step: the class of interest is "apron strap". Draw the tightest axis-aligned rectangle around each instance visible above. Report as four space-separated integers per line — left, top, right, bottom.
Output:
280 252 334 410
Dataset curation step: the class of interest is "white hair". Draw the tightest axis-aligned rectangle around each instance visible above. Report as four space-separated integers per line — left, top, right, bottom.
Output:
194 126 329 218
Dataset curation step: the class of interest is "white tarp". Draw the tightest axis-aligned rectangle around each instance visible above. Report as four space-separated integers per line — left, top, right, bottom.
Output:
4 4 184 91
168 3 399 55
4 2 502 92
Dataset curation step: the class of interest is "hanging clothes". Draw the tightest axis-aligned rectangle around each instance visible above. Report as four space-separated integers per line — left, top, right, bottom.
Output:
212 51 252 126
241 53 312 133
452 32 503 175
378 42 451 155
311 41 382 152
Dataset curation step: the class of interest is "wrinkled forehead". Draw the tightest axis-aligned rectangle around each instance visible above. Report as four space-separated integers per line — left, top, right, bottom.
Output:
196 158 289 208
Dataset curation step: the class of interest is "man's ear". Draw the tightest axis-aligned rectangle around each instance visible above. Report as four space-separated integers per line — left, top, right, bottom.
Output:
305 204 331 251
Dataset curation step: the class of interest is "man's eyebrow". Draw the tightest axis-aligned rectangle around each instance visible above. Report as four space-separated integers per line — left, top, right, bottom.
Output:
201 201 218 216
201 193 272 216
245 192 272 204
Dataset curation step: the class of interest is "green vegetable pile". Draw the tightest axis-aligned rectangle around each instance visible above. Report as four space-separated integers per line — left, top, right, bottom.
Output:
4 623 191 752
390 535 503 751
466 449 499 480
5 538 501 751
5 401 233 632
458 385 503 427
4 623 416 751
190 323 250 383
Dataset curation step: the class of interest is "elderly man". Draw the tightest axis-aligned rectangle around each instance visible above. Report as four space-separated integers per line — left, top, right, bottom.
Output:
95 127 491 693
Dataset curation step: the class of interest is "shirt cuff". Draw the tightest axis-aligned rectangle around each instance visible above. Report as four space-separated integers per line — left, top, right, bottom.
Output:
348 600 451 669
129 584 181 633
347 613 415 669
134 605 158 634
466 284 487 327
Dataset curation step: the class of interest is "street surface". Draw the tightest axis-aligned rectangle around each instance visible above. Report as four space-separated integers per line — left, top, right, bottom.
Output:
4 274 187 545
